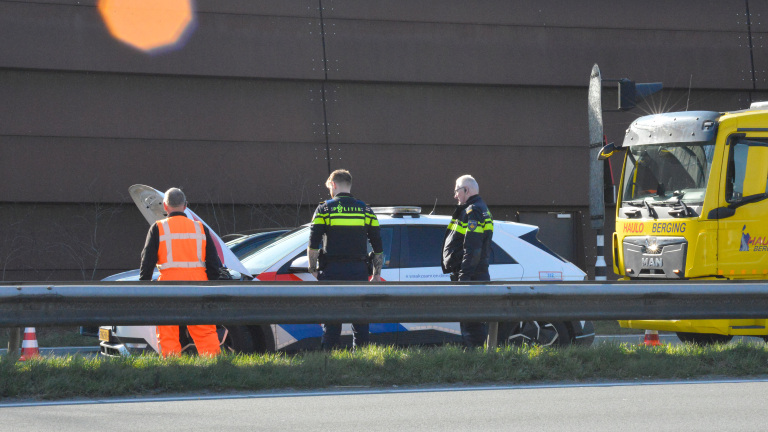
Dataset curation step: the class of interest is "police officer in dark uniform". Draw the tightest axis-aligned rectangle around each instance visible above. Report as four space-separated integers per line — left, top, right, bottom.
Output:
442 175 494 348
308 169 384 350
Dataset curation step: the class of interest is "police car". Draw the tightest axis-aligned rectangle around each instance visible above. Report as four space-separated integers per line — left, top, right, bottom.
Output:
99 206 593 356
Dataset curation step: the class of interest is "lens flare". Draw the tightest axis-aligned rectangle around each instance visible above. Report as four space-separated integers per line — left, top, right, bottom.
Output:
98 0 196 53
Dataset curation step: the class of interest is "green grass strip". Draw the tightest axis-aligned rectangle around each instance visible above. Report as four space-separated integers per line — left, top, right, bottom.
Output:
3 342 768 400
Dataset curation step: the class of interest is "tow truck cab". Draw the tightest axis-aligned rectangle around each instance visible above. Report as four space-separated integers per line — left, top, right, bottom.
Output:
601 104 768 340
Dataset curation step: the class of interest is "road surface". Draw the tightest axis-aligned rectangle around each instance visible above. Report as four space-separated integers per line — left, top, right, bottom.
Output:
2 379 768 431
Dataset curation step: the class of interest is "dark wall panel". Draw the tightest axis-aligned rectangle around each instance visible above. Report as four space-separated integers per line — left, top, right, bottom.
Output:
324 19 752 88
325 83 586 147
747 2 768 90
0 202 311 282
1 137 330 204
2 139 582 207
195 0 319 16
324 0 741 31
327 144 586 207
1 1 753 88
325 86 751 188
0 202 145 281
0 0 323 79
0 70 325 143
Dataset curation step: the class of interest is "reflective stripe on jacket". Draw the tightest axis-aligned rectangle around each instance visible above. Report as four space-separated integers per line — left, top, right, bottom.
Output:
442 194 493 281
308 192 383 260
157 215 207 281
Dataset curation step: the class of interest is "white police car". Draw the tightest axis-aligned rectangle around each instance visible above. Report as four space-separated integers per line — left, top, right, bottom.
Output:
242 206 592 350
100 205 592 356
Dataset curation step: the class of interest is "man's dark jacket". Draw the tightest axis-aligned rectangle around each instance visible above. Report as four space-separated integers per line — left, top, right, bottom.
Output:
442 195 493 281
308 192 383 263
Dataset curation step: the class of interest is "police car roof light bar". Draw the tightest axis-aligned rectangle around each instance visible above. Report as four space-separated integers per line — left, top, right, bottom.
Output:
371 206 422 216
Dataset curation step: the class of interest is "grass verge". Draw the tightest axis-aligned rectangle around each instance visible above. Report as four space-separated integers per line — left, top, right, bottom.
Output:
2 342 768 401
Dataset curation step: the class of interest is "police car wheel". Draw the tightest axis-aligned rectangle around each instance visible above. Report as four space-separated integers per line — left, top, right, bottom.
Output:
219 325 255 354
498 321 570 347
676 332 733 345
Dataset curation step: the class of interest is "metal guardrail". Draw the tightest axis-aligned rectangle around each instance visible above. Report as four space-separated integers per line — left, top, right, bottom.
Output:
2 280 768 326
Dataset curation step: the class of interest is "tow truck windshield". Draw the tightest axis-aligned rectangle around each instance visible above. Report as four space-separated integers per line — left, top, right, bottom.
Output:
621 141 715 206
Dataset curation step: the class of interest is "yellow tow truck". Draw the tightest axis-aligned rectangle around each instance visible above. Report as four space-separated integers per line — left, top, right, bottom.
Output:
600 103 768 344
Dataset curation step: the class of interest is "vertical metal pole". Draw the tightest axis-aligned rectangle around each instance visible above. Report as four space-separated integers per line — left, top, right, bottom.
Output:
588 64 606 280
318 0 332 175
486 322 499 349
7 327 21 359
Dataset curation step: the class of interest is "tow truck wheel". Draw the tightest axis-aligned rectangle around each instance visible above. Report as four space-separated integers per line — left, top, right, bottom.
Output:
498 321 570 347
676 332 733 345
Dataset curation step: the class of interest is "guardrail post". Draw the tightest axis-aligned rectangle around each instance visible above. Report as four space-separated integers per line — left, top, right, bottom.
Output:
486 322 499 349
6 327 21 359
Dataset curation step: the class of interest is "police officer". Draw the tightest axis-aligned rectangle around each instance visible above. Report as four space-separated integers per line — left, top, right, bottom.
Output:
140 187 222 357
307 169 384 350
442 175 494 348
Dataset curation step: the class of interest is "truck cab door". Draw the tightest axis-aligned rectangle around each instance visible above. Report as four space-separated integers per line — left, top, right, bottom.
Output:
716 136 768 278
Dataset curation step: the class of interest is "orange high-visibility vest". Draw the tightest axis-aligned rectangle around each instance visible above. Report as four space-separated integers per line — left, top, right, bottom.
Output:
156 216 207 281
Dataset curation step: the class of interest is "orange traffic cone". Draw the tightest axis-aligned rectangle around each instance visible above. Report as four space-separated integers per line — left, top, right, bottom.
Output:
643 329 661 346
19 327 40 361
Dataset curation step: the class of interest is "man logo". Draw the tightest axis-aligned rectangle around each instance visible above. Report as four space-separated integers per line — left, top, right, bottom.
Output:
642 257 663 267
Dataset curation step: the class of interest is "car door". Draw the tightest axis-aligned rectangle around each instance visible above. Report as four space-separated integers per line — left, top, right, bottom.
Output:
399 221 524 282
370 224 400 282
272 225 400 281
393 222 460 344
399 224 451 281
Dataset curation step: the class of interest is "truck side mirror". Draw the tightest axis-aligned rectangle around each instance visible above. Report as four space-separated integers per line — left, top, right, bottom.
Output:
598 142 619 160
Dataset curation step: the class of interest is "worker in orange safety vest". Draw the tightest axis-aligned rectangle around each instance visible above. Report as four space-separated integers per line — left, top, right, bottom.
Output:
139 187 222 357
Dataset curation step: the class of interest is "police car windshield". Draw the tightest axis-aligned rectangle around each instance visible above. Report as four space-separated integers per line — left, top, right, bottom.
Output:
240 226 309 275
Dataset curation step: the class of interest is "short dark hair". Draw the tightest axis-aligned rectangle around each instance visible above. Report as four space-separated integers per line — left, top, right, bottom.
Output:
326 169 352 187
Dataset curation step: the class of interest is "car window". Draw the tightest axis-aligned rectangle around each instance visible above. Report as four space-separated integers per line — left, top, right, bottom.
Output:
726 138 768 203
489 242 517 264
519 230 565 263
229 231 288 260
402 226 444 268
240 227 310 274
366 226 399 268
277 226 400 274
403 225 517 268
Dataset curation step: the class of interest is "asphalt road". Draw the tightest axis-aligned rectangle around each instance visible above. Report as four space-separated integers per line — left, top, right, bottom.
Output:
2 380 768 431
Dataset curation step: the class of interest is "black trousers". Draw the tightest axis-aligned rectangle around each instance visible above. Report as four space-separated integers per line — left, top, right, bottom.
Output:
451 272 490 348
319 262 370 349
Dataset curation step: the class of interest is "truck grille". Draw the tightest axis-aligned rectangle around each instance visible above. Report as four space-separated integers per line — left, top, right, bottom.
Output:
623 236 687 279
